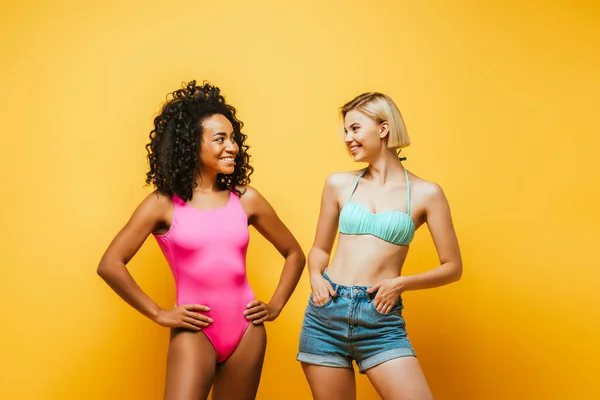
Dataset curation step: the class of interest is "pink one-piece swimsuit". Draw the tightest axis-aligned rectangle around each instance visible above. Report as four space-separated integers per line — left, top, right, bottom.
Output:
153 191 254 363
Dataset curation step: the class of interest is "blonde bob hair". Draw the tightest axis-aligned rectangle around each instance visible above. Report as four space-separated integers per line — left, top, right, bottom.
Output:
341 92 410 149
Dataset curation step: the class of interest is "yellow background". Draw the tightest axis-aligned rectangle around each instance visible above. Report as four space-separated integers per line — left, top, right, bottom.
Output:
2 0 599 398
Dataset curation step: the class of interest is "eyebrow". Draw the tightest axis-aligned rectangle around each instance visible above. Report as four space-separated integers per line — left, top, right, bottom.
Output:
212 131 230 137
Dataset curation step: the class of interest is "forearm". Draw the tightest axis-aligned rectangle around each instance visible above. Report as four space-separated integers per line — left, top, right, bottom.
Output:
307 247 330 278
97 261 162 321
267 249 306 312
396 262 462 292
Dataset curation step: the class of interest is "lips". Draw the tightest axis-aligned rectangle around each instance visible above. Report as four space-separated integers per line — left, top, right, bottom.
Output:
219 156 236 165
349 145 361 154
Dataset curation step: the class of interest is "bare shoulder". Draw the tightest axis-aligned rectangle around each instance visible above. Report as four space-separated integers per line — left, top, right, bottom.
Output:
139 190 173 215
408 172 446 202
236 185 276 224
324 170 363 192
236 185 263 202
121 190 173 234
236 186 270 216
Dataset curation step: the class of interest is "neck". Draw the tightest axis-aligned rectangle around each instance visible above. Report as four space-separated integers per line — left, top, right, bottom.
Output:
194 169 220 193
366 149 405 184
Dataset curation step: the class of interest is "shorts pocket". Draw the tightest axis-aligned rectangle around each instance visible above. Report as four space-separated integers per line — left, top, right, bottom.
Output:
370 298 403 316
309 294 333 308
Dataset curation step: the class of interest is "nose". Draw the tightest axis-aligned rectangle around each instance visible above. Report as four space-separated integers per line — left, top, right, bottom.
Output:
344 131 353 143
225 139 239 154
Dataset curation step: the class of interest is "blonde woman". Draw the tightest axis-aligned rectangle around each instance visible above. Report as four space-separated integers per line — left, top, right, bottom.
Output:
298 92 462 399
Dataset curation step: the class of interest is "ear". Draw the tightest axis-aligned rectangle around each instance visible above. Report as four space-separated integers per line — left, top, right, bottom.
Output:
379 121 390 139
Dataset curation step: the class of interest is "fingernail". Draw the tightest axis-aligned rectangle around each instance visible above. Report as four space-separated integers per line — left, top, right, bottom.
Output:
208 318 213 322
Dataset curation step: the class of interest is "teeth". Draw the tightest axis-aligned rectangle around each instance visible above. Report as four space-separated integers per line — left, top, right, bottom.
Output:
221 157 234 161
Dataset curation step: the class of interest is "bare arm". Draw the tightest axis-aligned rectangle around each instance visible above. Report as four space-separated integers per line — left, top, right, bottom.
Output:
368 183 462 314
97 192 210 330
241 187 306 323
306 174 346 305
308 174 342 277
398 183 463 291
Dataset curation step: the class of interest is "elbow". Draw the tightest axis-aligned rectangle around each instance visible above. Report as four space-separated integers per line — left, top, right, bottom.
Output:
298 251 307 269
97 261 110 280
308 245 330 260
293 245 307 269
451 262 463 282
442 259 462 283
283 244 306 269
97 255 121 281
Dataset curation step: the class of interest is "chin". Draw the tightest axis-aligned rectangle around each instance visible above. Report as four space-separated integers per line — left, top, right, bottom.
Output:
220 167 236 175
352 153 367 163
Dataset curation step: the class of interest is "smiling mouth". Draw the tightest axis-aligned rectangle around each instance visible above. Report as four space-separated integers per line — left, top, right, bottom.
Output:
220 157 236 164
349 145 361 154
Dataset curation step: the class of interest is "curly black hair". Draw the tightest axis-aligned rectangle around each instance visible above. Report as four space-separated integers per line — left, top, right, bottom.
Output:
145 80 253 201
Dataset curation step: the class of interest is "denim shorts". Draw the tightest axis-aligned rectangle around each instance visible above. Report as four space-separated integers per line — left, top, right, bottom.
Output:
297 271 415 373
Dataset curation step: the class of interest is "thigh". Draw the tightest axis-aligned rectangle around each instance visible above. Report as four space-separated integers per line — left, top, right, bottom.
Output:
365 356 432 400
164 328 217 400
211 323 267 400
301 363 356 400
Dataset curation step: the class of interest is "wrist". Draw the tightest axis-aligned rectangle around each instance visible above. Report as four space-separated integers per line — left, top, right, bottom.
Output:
149 306 162 323
393 276 408 293
269 301 284 314
309 270 324 280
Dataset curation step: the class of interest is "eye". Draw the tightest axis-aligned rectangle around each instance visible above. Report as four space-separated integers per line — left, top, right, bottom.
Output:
215 137 224 143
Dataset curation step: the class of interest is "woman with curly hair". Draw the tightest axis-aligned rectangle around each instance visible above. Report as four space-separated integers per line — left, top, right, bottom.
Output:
97 80 306 400
297 92 462 399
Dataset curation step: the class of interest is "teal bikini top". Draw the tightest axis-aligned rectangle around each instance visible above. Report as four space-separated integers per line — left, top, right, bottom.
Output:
339 169 415 246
